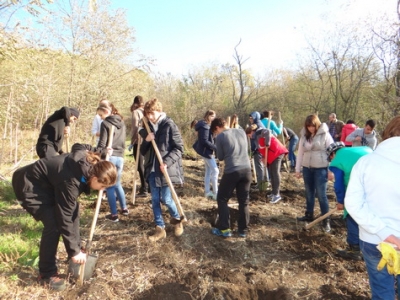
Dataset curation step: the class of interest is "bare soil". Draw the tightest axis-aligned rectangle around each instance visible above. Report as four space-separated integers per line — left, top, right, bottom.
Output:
1 156 371 299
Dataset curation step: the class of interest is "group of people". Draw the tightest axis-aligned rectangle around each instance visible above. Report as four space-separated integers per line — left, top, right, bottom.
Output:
11 100 400 298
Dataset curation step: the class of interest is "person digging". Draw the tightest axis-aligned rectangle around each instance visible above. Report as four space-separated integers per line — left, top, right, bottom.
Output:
327 141 372 260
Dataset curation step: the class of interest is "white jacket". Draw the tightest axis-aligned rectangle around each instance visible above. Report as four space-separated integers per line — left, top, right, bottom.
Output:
295 123 333 172
345 137 400 245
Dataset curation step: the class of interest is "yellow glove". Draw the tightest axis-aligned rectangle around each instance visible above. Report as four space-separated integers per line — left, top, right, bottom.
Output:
377 242 400 275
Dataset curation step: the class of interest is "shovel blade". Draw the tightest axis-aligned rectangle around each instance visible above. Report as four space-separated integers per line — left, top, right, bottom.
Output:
68 254 98 281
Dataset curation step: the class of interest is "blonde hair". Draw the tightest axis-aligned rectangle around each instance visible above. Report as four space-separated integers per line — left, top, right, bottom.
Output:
144 98 163 116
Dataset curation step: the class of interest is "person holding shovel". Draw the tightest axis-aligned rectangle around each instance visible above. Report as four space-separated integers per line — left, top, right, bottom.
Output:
36 106 80 158
250 127 288 204
96 103 127 222
345 116 400 299
139 98 184 242
12 143 117 291
129 95 148 197
210 117 252 238
295 114 333 232
327 141 372 260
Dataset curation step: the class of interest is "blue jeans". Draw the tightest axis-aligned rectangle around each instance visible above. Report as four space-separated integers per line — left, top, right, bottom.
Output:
302 167 329 215
148 172 180 227
360 240 400 299
203 156 219 194
288 137 298 167
346 214 359 246
106 156 127 215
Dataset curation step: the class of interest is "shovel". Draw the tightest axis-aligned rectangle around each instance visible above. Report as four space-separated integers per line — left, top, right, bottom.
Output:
73 125 115 285
131 136 142 205
142 117 187 223
305 208 337 230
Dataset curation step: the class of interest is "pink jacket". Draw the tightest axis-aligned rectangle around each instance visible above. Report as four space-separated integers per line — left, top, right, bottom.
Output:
341 124 358 146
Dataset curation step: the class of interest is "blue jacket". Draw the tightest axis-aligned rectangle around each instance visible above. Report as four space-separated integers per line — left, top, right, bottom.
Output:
193 120 216 159
249 111 265 152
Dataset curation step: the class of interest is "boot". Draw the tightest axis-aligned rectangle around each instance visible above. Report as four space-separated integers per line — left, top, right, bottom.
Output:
174 222 184 237
297 211 313 222
337 244 362 261
149 226 166 242
322 218 331 233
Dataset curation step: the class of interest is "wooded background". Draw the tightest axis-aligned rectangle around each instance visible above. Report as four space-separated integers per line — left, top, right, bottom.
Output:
1 0 399 172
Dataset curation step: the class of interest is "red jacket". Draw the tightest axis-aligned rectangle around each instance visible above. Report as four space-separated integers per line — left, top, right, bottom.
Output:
258 133 288 165
341 124 358 146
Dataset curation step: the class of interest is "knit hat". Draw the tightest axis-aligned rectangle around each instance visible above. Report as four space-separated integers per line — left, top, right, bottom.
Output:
70 108 80 119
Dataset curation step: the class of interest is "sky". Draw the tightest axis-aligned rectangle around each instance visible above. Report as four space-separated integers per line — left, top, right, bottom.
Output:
112 0 397 76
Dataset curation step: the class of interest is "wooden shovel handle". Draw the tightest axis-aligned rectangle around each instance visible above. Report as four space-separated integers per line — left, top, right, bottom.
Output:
78 125 115 285
305 209 337 230
142 117 186 221
131 136 142 205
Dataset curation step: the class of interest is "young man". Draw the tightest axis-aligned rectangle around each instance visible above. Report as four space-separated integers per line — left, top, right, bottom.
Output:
345 119 377 150
210 117 252 238
327 142 372 260
140 98 184 242
36 107 80 158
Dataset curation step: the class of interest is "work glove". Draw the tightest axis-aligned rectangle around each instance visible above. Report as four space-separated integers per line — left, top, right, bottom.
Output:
377 242 400 275
128 144 133 151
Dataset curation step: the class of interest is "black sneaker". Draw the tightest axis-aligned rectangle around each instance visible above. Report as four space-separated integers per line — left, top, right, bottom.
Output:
337 245 363 261
105 214 119 222
137 191 148 198
121 209 129 216
37 274 66 291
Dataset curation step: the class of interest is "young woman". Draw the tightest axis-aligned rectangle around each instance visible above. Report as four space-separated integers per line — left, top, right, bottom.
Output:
36 106 80 158
12 143 117 291
295 114 334 232
140 98 185 242
96 103 127 222
193 110 219 199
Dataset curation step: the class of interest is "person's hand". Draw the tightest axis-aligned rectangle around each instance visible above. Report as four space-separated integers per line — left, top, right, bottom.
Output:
71 251 87 264
64 126 70 135
106 147 113 157
355 136 362 142
384 235 400 250
336 203 344 210
160 163 168 172
146 132 155 142
295 172 301 179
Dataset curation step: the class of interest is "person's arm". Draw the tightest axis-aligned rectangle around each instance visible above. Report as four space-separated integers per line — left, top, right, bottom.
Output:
329 166 345 207
345 158 393 243
131 110 140 145
346 129 357 142
91 115 100 136
262 129 272 147
295 137 304 174
198 126 217 151
325 132 334 147
271 120 282 135
162 122 184 168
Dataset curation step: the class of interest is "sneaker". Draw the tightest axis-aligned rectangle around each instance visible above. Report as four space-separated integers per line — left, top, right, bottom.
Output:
37 274 66 291
105 214 119 222
211 228 232 237
270 195 281 204
336 245 363 261
205 192 216 200
322 219 331 233
174 222 184 237
121 209 129 216
267 194 273 199
238 231 247 238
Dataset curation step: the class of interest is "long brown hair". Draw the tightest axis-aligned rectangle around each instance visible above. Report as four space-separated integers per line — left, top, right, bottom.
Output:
382 116 400 141
86 151 117 187
203 110 216 124
304 114 321 142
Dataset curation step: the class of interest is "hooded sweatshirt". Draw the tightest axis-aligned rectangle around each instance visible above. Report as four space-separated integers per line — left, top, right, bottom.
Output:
345 128 377 150
12 143 95 258
249 111 265 152
97 115 126 158
340 123 358 146
194 120 216 159
345 137 400 245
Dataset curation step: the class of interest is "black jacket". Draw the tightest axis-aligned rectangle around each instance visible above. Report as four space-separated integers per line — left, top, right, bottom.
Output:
36 107 74 155
12 143 95 258
140 115 184 187
194 120 216 159
97 115 126 158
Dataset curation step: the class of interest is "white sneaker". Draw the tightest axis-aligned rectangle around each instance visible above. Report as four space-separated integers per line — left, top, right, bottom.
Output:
270 195 281 204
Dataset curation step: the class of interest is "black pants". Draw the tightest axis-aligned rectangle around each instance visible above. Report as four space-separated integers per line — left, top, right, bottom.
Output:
133 144 147 192
217 168 252 232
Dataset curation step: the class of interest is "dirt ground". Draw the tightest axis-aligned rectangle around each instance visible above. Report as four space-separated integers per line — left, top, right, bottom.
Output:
2 155 371 299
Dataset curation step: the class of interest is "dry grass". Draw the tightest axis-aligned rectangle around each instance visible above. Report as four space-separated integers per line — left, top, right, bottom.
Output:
0 156 371 299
